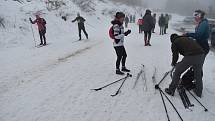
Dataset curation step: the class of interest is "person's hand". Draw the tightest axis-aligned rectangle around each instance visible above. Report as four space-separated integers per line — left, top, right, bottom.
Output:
29 18 32 21
124 29 131 36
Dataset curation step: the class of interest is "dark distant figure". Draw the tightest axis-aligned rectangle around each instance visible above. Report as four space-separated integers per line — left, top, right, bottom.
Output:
137 18 144 34
133 15 136 23
152 13 156 33
130 15 133 23
142 9 154 46
159 14 166 35
164 14 170 34
29 15 47 45
72 13 88 40
125 16 129 28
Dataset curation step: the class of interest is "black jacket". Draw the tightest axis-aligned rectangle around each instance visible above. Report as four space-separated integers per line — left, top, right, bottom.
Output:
171 36 204 65
72 16 86 28
142 14 154 31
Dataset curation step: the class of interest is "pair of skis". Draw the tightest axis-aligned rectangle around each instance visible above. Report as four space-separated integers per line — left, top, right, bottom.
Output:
177 85 194 110
91 73 132 97
133 64 147 91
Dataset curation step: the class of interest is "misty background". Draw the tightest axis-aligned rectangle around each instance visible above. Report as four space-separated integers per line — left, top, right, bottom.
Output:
111 0 215 18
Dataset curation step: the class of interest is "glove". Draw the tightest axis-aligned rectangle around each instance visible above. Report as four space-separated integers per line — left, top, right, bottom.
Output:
124 30 131 36
115 39 120 44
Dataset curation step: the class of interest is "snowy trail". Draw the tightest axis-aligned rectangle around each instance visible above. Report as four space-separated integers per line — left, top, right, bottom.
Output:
1 21 215 121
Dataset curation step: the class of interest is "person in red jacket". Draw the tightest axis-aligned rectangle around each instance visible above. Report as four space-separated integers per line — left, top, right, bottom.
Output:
29 15 47 45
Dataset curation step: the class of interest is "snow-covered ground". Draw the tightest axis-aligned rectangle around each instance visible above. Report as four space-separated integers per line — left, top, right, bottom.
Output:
1 0 215 121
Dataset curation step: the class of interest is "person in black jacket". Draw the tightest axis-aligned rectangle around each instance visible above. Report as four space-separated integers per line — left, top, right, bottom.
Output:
142 9 154 46
165 34 205 97
159 14 166 35
72 13 88 40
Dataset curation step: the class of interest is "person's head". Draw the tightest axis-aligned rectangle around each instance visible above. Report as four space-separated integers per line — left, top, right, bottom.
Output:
165 14 168 16
115 12 125 23
77 13 80 17
170 33 179 42
161 14 164 17
145 9 151 15
193 10 205 23
153 13 156 17
35 15 40 19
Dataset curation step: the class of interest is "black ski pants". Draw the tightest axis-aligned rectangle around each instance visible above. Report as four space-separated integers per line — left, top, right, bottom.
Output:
114 46 127 70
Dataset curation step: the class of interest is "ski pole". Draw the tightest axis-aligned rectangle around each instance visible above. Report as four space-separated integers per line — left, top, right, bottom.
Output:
30 23 36 47
111 73 132 97
159 89 170 121
91 73 129 91
160 87 184 121
156 67 175 87
187 90 208 112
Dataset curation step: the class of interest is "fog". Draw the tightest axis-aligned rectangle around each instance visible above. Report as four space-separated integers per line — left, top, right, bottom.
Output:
111 0 215 17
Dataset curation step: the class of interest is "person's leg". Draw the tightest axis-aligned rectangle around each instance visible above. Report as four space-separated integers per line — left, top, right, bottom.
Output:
114 46 124 74
144 31 148 45
42 30 46 45
168 57 191 94
193 54 205 97
121 46 127 68
82 26 88 39
148 31 152 46
78 27 82 40
39 31 43 45
160 27 162 35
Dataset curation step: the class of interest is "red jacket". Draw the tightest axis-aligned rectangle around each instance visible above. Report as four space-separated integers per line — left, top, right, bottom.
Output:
31 18 46 31
137 19 144 25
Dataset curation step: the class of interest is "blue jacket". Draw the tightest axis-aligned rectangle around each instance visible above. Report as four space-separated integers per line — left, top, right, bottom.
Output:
186 19 209 54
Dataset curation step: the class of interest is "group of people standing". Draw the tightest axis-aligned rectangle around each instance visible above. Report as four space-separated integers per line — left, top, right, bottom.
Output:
110 9 209 98
159 14 170 35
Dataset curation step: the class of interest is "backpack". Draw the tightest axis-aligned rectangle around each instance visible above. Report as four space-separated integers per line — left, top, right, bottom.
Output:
180 67 195 90
138 19 144 25
109 26 115 40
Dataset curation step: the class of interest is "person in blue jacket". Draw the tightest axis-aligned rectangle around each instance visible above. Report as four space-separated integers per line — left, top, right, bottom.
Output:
185 10 209 55
184 10 209 97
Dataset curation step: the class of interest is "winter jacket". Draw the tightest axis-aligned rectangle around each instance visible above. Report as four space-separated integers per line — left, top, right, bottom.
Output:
186 19 209 54
159 16 166 27
30 18 46 31
72 16 86 28
111 20 125 47
142 14 154 31
171 36 204 65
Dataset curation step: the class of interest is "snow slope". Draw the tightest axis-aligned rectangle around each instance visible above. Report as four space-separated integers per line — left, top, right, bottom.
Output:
1 0 215 121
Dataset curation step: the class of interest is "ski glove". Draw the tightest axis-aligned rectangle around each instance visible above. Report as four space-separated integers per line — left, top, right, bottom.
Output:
171 63 176 67
124 30 131 36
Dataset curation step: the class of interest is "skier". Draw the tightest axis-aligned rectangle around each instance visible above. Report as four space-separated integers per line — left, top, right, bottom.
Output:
133 15 136 23
164 14 169 34
130 15 133 23
111 12 131 75
158 14 166 35
72 13 88 40
142 9 154 46
125 16 129 28
185 10 209 61
152 13 156 33
29 15 47 45
137 18 144 34
165 34 205 98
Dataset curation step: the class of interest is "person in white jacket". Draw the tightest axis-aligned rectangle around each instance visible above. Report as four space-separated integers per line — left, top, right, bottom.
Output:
111 12 131 75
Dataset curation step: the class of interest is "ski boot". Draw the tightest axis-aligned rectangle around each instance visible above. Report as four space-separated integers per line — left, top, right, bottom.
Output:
116 69 125 75
165 88 174 96
121 67 130 72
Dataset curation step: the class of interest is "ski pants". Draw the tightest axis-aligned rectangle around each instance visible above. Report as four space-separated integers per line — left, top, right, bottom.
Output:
114 46 127 70
160 26 165 35
144 31 152 44
39 29 46 44
78 26 88 40
169 54 205 97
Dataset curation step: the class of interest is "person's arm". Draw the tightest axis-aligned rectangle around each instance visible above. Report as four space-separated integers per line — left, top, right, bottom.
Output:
186 21 208 40
171 43 179 66
29 18 36 24
72 17 77 22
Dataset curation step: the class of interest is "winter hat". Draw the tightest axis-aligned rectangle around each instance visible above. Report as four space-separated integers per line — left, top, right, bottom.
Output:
146 9 151 14
115 12 125 19
170 33 179 42
193 10 205 18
